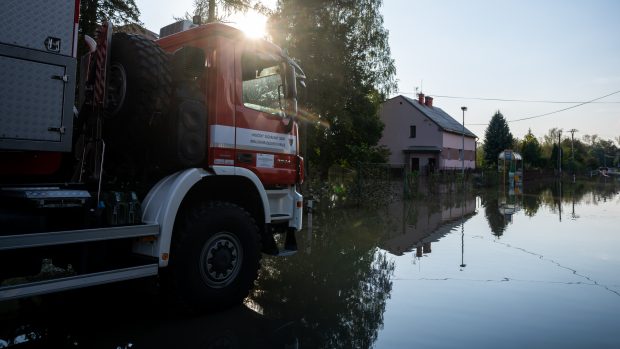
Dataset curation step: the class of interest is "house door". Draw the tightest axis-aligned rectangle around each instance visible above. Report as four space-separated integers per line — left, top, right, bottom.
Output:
428 158 436 173
411 157 420 171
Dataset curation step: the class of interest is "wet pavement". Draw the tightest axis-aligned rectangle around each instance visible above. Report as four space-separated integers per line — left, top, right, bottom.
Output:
1 180 620 348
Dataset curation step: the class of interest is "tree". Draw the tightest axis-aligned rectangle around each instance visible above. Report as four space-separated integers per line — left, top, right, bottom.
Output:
482 111 514 168
176 0 267 23
543 127 562 148
79 0 141 37
520 129 542 168
591 139 618 168
269 0 397 176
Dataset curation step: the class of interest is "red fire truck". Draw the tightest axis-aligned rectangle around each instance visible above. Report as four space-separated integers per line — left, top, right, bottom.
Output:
0 1 305 311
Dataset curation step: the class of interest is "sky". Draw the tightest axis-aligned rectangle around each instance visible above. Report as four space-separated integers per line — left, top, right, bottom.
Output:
135 0 620 142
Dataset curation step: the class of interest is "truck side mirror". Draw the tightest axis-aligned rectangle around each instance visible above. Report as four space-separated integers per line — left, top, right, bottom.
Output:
285 64 297 99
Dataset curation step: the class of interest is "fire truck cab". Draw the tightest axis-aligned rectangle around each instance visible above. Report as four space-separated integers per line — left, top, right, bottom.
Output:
0 3 305 311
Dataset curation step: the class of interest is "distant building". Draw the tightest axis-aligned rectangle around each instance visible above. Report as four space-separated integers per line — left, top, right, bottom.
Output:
379 94 477 173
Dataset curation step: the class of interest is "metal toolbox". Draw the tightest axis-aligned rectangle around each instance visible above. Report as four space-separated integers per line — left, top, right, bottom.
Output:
0 0 78 57
0 44 76 152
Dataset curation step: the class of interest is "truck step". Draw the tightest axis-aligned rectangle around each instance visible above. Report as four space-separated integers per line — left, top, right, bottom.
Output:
0 224 159 251
0 264 159 301
0 187 91 208
276 249 297 257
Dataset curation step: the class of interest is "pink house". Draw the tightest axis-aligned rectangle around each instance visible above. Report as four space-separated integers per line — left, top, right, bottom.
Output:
379 94 477 173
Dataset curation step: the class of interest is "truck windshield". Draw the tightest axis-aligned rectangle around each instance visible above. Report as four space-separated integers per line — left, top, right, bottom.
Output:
241 51 283 115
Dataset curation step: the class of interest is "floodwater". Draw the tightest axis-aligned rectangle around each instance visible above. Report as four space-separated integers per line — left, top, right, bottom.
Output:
1 180 620 348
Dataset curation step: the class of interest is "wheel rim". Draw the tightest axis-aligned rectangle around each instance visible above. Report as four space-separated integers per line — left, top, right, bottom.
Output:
199 232 243 288
106 63 127 117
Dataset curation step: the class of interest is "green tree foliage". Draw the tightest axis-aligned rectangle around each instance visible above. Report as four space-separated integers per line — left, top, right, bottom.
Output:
483 111 514 168
520 129 542 168
535 128 619 172
176 0 268 23
269 0 397 176
79 0 141 37
591 139 617 167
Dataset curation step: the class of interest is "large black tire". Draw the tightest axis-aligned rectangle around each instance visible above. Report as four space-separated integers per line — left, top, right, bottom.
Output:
106 32 172 123
165 201 262 312
103 33 172 182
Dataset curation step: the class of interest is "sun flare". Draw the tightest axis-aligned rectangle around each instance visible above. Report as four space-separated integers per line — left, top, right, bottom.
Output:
231 10 267 39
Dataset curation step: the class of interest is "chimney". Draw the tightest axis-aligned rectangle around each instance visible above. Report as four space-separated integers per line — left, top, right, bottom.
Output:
425 96 433 107
418 93 424 104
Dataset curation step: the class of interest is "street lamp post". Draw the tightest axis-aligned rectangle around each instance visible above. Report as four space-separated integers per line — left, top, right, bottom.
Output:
461 106 467 175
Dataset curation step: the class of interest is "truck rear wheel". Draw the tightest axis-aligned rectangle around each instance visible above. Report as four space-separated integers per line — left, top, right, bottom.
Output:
165 201 261 312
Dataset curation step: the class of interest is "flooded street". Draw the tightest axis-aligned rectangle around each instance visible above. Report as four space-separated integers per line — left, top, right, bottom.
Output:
2 180 620 348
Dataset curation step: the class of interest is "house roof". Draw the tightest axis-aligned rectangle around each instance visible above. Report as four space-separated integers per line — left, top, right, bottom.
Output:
398 95 477 138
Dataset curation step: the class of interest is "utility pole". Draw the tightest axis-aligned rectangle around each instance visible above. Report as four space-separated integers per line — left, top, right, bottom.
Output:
461 106 467 175
558 129 563 177
569 129 578 182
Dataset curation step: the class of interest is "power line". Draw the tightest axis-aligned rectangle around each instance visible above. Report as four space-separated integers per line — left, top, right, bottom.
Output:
398 92 620 104
508 89 620 122
439 90 620 126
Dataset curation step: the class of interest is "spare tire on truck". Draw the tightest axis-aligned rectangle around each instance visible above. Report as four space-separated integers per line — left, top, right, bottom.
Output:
103 33 172 180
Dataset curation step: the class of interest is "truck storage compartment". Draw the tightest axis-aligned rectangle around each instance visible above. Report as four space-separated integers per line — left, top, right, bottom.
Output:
0 44 76 152
0 0 78 57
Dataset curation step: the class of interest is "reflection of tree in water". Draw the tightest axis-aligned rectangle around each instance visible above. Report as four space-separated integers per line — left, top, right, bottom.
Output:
525 180 620 212
482 196 508 237
522 193 541 217
251 207 395 348
480 180 619 236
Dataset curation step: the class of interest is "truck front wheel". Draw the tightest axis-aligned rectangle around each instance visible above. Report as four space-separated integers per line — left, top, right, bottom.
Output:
165 201 261 311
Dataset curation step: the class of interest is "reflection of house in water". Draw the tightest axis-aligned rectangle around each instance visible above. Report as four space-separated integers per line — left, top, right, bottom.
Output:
380 195 477 256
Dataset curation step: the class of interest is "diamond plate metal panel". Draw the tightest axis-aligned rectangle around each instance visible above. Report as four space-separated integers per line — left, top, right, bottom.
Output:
0 56 65 142
0 0 76 56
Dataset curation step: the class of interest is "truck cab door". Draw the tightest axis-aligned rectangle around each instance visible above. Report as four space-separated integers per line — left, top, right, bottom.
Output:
234 45 298 186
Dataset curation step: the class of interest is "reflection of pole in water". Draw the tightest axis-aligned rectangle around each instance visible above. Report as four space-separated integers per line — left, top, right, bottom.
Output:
558 181 562 222
460 226 466 270
460 190 466 270
571 188 579 220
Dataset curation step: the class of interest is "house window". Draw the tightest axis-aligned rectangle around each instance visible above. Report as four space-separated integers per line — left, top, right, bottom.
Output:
410 125 416 138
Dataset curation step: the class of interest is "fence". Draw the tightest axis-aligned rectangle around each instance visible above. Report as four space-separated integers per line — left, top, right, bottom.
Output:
304 163 476 208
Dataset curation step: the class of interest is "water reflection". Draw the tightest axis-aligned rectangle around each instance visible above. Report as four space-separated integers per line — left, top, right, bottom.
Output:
482 180 620 236
0 284 299 348
380 192 476 257
251 206 396 348
249 189 480 348
1 180 619 348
